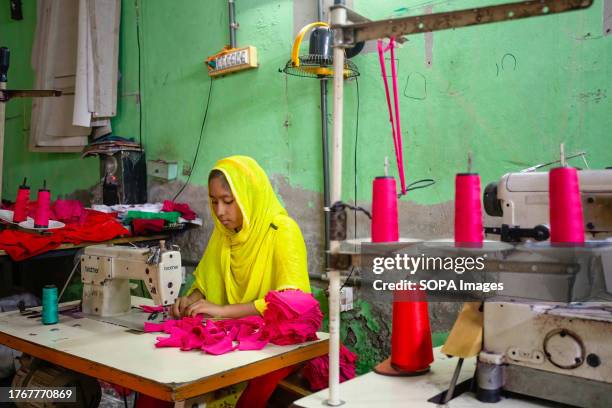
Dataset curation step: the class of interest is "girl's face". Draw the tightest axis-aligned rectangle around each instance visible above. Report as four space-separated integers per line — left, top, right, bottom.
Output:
209 177 243 231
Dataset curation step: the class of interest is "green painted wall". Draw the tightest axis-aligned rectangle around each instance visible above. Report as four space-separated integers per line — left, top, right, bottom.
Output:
0 0 98 200
1 0 610 203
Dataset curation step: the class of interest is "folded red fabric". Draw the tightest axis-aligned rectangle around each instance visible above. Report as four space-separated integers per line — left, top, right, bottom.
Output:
302 344 358 391
132 219 165 235
0 210 128 261
60 210 129 245
162 200 197 221
0 229 63 260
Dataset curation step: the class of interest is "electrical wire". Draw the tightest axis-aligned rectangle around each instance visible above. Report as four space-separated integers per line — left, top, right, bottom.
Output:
172 77 214 201
135 0 143 148
58 249 85 303
401 178 436 195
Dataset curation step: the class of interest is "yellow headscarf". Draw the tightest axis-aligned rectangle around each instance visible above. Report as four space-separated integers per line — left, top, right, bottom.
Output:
187 156 311 313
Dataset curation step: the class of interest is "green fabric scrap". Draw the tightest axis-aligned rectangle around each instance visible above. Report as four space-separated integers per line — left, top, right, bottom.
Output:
123 211 181 224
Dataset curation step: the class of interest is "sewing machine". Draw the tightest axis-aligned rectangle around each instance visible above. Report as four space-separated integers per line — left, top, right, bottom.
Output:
457 169 612 407
483 169 612 242
478 298 612 408
80 242 182 317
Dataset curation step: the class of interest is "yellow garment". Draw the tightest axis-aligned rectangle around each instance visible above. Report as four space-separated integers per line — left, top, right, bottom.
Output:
441 302 483 358
187 156 311 313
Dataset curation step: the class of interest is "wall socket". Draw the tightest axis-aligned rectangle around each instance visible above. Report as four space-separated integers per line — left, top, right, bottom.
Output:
340 286 354 312
182 162 192 176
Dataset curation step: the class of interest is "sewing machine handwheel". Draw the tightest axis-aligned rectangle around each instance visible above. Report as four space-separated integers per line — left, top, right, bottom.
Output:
483 182 503 217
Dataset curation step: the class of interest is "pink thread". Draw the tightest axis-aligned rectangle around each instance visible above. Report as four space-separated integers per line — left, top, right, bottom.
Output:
550 167 585 245
377 38 407 195
377 41 400 165
389 38 406 195
454 174 484 247
371 177 399 243
34 189 51 228
13 185 30 223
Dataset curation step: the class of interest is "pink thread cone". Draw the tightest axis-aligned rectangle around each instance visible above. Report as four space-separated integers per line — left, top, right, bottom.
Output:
371 177 399 243
454 173 483 247
549 167 584 245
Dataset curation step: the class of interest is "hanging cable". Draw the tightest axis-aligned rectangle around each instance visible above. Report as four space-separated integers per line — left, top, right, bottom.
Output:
135 0 143 148
399 178 436 197
172 77 214 201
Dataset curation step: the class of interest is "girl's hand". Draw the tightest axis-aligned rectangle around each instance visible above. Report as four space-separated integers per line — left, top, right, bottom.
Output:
171 290 203 319
184 299 225 318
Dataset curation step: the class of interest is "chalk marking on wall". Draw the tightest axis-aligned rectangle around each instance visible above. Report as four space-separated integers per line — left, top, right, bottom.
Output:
573 32 604 41
576 89 607 104
497 53 517 76
403 72 427 100
501 54 517 71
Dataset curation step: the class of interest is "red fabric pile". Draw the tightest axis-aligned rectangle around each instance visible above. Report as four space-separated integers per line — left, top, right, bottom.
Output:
0 209 129 261
51 200 87 224
143 290 323 355
2 199 87 224
132 219 165 235
162 200 197 221
263 289 323 345
302 344 358 391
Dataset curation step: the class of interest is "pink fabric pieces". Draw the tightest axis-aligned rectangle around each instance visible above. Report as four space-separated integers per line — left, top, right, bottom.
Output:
202 336 237 355
303 344 358 391
148 316 266 355
162 200 197 220
144 290 323 356
140 305 164 313
263 290 323 345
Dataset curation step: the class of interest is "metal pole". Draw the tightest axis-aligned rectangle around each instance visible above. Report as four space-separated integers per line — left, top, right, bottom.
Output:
228 0 237 48
0 81 5 203
321 79 331 270
444 358 464 403
327 3 347 406
333 0 592 45
0 46 9 203
319 0 330 273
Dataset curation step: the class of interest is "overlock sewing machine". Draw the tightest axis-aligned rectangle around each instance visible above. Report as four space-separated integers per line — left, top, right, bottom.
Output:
461 169 612 408
80 241 182 317
483 169 612 242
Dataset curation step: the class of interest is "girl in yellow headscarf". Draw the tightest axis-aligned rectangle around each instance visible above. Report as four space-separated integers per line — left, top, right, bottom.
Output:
172 155 311 319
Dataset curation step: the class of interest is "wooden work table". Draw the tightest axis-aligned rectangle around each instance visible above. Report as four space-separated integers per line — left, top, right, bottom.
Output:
293 348 549 408
0 234 168 258
0 297 329 405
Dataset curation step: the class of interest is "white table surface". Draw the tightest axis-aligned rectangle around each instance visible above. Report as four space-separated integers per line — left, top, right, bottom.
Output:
0 297 328 400
294 348 547 408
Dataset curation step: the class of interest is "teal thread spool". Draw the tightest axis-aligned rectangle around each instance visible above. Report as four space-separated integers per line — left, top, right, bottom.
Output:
42 285 58 325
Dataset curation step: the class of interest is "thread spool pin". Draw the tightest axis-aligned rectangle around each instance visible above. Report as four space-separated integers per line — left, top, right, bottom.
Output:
560 143 566 167
467 152 473 174
384 156 389 177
